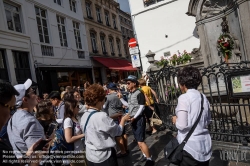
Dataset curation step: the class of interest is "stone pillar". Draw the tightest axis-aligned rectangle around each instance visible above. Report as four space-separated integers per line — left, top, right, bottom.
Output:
5 49 17 85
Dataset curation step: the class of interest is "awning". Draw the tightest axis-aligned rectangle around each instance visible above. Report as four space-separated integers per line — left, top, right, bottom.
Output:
93 57 137 71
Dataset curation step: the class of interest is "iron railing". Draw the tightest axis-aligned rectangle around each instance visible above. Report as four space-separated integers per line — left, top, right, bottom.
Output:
148 61 250 144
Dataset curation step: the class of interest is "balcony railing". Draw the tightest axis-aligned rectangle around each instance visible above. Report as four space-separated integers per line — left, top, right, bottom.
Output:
41 45 54 56
143 0 164 7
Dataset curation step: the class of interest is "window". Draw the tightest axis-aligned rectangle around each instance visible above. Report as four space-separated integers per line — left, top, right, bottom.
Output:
96 7 102 23
116 39 121 55
112 15 117 29
124 44 128 55
41 45 54 56
0 50 9 82
121 27 125 35
54 0 61 5
35 7 50 43
12 51 31 83
4 2 22 33
73 21 82 49
90 32 98 52
144 0 163 7
69 0 76 12
57 15 67 47
109 38 114 55
86 2 92 18
105 11 110 26
78 51 85 59
100 35 106 54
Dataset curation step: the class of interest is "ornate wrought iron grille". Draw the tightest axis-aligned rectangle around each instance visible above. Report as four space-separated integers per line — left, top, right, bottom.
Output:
148 61 250 144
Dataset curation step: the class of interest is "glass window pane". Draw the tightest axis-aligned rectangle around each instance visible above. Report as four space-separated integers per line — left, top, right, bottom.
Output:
42 19 47 27
64 40 68 47
44 35 50 43
38 25 43 34
61 17 64 24
79 43 82 49
15 22 22 32
14 13 22 32
56 16 60 23
35 7 40 16
63 33 66 39
58 0 61 5
5 10 14 30
39 34 44 42
41 10 46 18
43 28 48 35
62 26 66 32
36 17 41 25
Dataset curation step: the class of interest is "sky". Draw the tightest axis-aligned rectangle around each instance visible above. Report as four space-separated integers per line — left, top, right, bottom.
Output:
117 0 131 13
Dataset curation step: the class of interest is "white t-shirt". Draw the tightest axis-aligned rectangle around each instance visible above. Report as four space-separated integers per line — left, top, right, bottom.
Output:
64 117 83 152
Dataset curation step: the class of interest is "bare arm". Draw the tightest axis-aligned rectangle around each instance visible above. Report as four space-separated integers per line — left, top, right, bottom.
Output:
64 127 84 143
150 88 159 103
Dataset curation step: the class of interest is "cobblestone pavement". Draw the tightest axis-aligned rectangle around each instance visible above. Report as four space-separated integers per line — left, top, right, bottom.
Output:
117 129 250 166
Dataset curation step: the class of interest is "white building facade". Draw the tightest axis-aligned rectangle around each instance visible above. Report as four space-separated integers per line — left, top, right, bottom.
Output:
0 0 90 93
128 0 200 72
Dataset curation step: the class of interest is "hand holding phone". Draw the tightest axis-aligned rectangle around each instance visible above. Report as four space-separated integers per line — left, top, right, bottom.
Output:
33 139 50 151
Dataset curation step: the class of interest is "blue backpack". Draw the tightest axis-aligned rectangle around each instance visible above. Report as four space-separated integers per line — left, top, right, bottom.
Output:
50 119 75 154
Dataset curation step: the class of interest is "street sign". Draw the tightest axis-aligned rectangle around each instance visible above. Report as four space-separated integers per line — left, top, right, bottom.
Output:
128 38 137 48
131 54 141 68
129 46 139 54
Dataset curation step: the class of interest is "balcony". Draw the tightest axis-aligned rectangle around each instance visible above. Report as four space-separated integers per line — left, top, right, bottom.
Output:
41 45 54 56
144 0 164 7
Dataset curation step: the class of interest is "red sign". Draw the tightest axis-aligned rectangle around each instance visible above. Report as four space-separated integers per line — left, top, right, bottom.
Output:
128 38 137 48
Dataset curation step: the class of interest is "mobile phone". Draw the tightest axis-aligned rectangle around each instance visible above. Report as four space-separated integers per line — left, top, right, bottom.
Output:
34 140 50 151
46 123 57 137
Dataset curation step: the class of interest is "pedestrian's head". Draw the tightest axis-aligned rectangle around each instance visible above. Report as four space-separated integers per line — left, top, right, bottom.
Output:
14 79 38 110
43 93 49 99
107 83 118 92
63 90 81 102
36 99 54 122
84 84 106 110
138 78 146 86
177 66 202 92
48 91 61 106
0 81 19 129
65 86 72 92
64 99 79 119
124 75 139 91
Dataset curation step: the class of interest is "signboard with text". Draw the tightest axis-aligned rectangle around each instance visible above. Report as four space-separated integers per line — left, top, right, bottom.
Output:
228 71 250 97
131 54 141 68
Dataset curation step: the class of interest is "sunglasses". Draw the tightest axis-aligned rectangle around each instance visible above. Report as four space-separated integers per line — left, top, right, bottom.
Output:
0 102 16 112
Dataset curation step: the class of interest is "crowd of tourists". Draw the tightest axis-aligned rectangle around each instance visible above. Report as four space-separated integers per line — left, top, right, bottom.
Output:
0 66 212 166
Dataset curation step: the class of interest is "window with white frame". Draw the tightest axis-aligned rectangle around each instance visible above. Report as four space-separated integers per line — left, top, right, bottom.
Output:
90 32 98 52
35 7 50 43
86 2 92 18
69 0 76 12
73 21 82 49
100 35 106 53
112 15 117 29
4 2 22 33
54 0 61 5
57 16 67 47
96 7 102 23
116 39 121 55
109 37 114 54
105 11 110 26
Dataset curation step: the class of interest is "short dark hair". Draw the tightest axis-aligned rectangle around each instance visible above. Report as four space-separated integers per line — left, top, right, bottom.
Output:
177 66 202 89
48 91 61 100
0 81 19 104
63 91 75 101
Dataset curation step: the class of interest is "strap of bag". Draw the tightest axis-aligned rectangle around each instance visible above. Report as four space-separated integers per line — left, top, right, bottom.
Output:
84 111 98 133
182 93 204 144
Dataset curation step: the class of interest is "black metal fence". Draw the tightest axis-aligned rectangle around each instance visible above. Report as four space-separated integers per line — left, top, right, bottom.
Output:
148 61 250 144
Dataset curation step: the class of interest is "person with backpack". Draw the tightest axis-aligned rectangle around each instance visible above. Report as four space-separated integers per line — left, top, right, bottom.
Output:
63 98 86 166
81 84 130 166
172 66 211 166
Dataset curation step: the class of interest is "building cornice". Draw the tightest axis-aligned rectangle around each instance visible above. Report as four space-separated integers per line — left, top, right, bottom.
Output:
0 29 30 40
26 0 85 24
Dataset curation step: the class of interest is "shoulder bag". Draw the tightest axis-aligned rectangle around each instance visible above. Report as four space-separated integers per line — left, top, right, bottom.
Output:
164 93 204 165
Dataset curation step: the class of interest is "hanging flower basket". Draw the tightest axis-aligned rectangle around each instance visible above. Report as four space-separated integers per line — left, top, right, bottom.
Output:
217 34 234 63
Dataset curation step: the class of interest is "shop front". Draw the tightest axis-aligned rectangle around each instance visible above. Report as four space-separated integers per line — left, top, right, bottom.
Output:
92 57 138 83
36 67 93 94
